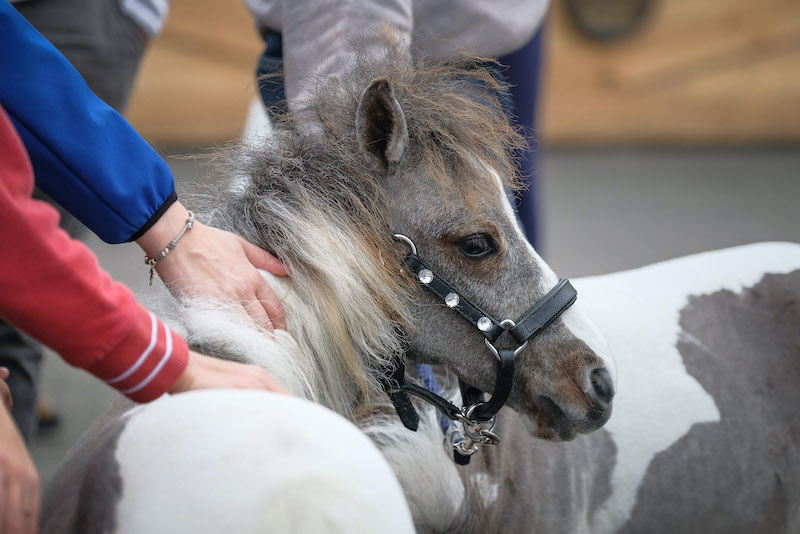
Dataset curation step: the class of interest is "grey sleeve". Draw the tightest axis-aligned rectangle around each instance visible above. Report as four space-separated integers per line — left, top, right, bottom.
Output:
279 0 413 110
245 0 549 110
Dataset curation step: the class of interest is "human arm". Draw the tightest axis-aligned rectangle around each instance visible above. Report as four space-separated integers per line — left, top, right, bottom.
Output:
170 352 287 394
0 106 285 401
0 102 187 401
0 1 173 244
246 0 414 110
0 4 287 329
0 367 39 534
246 0 550 111
135 202 288 331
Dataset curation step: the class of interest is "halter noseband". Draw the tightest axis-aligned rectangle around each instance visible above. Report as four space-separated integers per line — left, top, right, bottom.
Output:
386 234 577 459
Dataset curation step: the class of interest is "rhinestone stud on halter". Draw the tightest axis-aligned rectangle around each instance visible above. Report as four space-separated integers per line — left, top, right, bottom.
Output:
477 317 492 332
445 293 459 308
418 269 434 284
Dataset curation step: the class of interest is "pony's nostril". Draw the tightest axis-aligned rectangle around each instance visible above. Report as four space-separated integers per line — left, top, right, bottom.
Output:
589 368 615 406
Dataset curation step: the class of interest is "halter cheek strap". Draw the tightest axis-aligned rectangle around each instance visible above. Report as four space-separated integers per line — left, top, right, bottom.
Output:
468 346 516 421
403 254 506 343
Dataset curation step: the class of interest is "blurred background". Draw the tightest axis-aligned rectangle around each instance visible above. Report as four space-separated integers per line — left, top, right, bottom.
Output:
28 0 799 482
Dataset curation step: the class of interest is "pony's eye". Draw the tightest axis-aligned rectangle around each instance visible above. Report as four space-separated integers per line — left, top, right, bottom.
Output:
457 234 496 259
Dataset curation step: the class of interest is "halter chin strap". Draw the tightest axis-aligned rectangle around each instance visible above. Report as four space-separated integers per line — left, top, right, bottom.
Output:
385 234 578 452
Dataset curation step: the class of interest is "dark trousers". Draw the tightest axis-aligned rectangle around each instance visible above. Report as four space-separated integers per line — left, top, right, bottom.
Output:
498 28 544 248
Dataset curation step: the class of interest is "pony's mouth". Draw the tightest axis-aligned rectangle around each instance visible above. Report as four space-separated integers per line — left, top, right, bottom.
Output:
519 396 613 442
538 396 580 440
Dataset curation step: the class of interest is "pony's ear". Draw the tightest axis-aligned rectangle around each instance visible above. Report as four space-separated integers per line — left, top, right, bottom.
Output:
355 78 409 167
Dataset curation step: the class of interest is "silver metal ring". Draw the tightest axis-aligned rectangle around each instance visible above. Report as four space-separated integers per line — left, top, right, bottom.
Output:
464 404 497 428
455 408 489 431
392 234 417 256
459 404 498 444
484 337 529 360
461 414 500 444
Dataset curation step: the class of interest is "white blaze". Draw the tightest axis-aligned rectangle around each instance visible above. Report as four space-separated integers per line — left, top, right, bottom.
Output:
488 166 617 375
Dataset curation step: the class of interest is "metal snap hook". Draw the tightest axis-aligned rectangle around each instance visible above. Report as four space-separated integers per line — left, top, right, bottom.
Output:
463 404 497 428
462 422 500 445
475 427 501 445
457 405 500 445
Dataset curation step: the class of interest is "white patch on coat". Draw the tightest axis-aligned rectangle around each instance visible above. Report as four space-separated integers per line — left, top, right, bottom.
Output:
360 406 466 531
473 472 500 507
580 242 800 532
229 99 276 194
242 97 273 144
163 297 317 402
113 390 414 534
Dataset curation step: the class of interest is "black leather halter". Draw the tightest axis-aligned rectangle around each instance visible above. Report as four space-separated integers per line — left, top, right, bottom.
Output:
386 234 577 452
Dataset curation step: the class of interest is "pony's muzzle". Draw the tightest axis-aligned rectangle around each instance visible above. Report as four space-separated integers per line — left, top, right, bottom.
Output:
536 365 615 440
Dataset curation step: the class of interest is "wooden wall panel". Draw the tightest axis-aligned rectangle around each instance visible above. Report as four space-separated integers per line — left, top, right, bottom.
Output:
540 0 800 144
125 0 800 146
125 0 262 145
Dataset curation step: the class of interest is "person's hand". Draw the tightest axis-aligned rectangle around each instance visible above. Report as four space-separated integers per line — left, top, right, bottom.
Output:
0 367 12 411
0 368 39 534
169 351 288 395
136 202 288 331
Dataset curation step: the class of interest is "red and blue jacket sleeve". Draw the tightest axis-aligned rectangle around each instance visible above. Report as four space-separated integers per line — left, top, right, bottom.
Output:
0 2 176 244
0 106 188 402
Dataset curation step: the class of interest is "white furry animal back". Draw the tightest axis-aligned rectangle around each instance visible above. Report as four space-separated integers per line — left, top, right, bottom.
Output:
113 390 414 534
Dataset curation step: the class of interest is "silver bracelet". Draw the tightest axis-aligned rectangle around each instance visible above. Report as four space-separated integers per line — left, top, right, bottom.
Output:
144 210 196 285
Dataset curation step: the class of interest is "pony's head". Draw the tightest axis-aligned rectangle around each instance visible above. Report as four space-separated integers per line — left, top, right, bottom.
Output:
348 65 617 441
216 53 615 441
